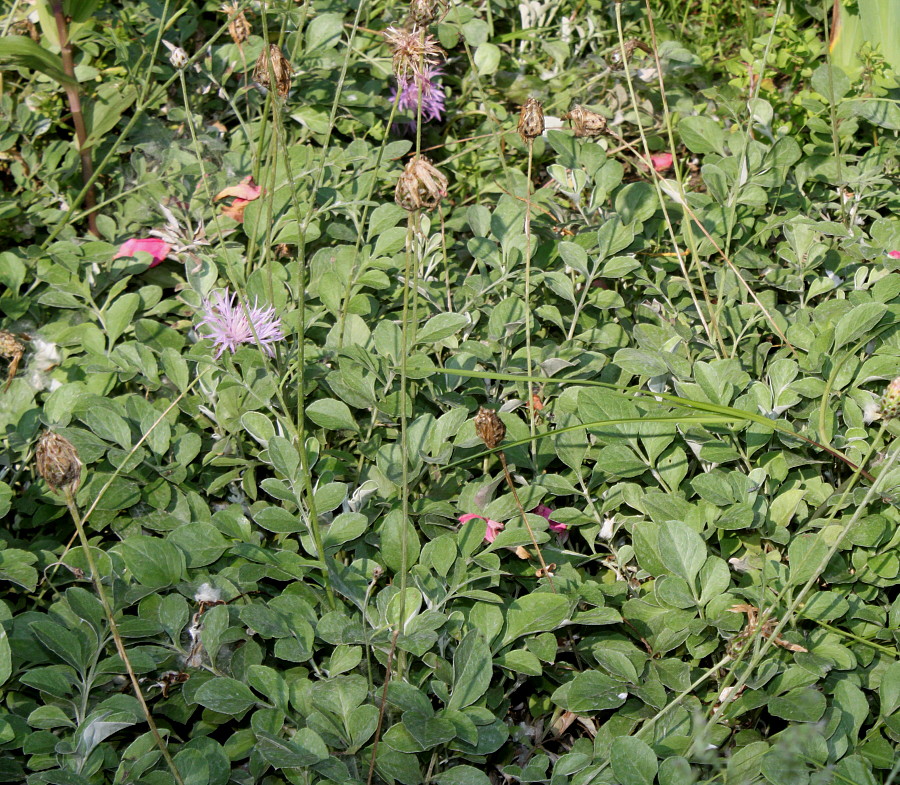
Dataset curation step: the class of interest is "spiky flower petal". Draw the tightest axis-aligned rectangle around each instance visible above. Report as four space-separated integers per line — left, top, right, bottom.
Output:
383 26 444 78
200 289 285 359
390 67 445 132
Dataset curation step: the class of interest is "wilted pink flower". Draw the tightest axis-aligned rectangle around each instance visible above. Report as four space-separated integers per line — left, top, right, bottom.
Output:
533 504 567 532
114 237 171 267
888 251 900 260
459 513 504 543
650 152 673 172
214 176 262 222
199 288 284 359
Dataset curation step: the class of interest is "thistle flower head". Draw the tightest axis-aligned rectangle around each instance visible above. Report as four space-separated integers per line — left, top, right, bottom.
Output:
474 406 505 449
881 377 900 420
394 155 448 212
253 44 293 98
199 289 285 359
517 97 545 142
383 26 444 78
564 104 607 138
390 67 446 132
35 430 82 494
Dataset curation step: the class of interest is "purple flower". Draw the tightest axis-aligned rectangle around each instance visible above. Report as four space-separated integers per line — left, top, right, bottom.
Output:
533 504 567 533
199 288 284 359
390 67 445 133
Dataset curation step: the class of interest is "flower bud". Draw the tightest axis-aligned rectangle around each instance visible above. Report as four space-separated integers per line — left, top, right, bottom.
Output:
405 0 441 29
394 155 448 212
563 104 607 138
35 430 82 494
881 377 900 420
253 44 293 98
162 40 189 69
517 97 545 142
474 407 505 449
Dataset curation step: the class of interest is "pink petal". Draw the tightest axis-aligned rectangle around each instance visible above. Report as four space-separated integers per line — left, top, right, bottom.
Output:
458 513 504 543
888 251 900 260
533 504 567 533
650 152 673 172
114 238 172 267
214 175 262 203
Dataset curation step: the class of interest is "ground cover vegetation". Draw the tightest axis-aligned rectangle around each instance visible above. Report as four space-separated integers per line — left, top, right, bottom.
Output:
1 0 900 783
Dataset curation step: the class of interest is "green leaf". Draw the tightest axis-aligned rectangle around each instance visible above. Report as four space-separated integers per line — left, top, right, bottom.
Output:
551 670 628 712
193 677 257 715
880 661 900 716
435 765 492 785
448 631 492 710
417 313 469 344
306 398 359 431
678 115 725 155
501 592 570 646
0 627 12 687
0 36 75 86
657 521 706 585
611 737 658 785
117 535 186 589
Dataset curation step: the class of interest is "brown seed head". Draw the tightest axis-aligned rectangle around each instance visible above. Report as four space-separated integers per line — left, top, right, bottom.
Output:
881 377 900 420
517 97 545 142
253 44 293 98
563 104 607 138
404 0 444 29
0 329 26 392
383 25 444 78
474 407 506 449
394 155 448 212
35 430 83 494
221 2 251 45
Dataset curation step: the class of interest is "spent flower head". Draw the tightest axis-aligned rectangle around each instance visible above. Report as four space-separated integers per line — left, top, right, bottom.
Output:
395 155 448 212
200 288 285 359
383 26 444 78
564 104 607 137
35 430 82 494
253 44 293 98
517 97 545 142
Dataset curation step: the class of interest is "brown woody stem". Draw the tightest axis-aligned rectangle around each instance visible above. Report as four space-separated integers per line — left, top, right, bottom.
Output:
52 1 99 237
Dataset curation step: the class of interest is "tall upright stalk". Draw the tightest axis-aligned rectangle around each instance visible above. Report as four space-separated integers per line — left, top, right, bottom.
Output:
63 490 184 785
524 138 537 461
51 0 99 237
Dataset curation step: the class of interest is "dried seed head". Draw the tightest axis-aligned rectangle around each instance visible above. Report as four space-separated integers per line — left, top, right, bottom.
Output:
564 104 607 138
404 0 444 29
610 38 652 70
253 44 293 98
474 407 506 449
221 2 251 45
383 25 444 78
394 155 448 212
881 377 900 420
35 430 83 494
517 97 544 142
0 329 26 392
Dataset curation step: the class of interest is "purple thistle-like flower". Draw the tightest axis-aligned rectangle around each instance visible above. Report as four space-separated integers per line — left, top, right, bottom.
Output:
390 67 445 133
200 288 285 359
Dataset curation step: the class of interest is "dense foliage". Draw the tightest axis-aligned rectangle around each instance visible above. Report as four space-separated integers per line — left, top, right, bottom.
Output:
2 1 900 784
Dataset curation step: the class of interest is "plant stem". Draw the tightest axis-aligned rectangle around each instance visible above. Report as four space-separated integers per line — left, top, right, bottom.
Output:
524 138 537 461
63 489 183 785
51 0 99 237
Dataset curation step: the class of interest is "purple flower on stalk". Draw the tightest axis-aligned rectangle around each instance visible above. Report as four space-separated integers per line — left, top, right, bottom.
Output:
199 288 284 359
390 67 445 133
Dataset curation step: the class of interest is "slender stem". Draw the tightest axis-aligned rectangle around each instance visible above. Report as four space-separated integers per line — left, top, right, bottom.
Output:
51 0 99 237
524 138 537 461
63 489 184 785
366 629 399 785
498 452 556 593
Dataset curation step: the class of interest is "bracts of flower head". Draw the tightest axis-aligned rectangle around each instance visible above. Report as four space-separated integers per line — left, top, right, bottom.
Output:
253 43 293 98
474 406 506 449
517 97 545 143
36 430 83 494
383 25 445 79
395 155 448 212
878 377 900 421
563 104 607 138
